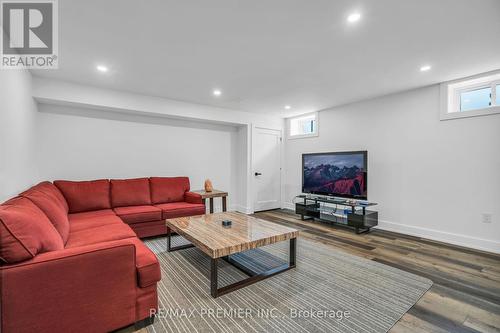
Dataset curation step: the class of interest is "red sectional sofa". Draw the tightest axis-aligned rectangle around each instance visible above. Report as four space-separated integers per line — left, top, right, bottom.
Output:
0 177 205 333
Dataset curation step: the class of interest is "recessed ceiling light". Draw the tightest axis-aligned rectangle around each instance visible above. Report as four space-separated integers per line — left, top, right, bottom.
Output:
420 65 431 72
213 89 222 96
284 105 291 110
96 65 108 72
347 13 361 23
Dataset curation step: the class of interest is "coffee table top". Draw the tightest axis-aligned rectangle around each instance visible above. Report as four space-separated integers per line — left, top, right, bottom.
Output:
165 212 298 258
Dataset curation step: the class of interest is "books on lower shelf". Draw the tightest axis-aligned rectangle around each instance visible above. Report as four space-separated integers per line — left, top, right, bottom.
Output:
295 194 378 234
319 207 351 225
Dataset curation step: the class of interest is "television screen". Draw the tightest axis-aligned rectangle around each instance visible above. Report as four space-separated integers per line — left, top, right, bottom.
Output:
302 151 367 199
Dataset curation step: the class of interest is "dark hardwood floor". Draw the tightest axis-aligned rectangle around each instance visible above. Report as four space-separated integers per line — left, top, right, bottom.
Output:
251 209 500 333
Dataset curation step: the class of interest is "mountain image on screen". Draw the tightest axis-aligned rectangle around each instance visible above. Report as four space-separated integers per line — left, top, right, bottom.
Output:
303 153 366 197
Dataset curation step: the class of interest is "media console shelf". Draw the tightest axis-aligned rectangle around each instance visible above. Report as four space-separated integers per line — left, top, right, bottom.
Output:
294 195 378 234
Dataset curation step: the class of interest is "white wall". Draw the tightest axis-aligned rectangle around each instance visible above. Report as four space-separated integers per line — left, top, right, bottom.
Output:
36 104 245 211
32 77 283 130
233 125 252 213
0 70 39 202
31 77 284 213
8 71 497 253
284 85 500 253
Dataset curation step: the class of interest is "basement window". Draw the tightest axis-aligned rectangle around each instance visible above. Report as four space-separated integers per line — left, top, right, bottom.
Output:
497 85 500 105
440 71 500 120
288 112 318 138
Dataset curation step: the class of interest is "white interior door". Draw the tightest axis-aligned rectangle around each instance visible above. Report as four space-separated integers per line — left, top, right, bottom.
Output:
253 127 281 212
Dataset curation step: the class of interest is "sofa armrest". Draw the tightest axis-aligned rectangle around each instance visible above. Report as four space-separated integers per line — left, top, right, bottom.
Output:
1 240 138 333
185 191 203 204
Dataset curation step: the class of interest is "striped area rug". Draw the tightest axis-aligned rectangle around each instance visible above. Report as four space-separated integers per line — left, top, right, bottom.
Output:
144 236 432 333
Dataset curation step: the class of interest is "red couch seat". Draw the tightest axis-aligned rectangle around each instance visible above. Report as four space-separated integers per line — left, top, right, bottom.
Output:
114 205 162 224
68 208 116 221
0 197 64 263
20 185 70 243
111 178 152 207
126 237 161 288
150 176 205 219
128 220 168 239
1 239 138 333
55 179 111 213
150 177 190 204
69 215 123 233
1 176 206 333
156 201 206 219
66 222 136 248
22 181 69 211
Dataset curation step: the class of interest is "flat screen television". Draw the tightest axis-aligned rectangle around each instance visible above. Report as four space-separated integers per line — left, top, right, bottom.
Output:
302 151 367 199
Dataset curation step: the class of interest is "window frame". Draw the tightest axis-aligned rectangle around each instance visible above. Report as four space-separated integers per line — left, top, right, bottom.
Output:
440 70 500 121
456 84 492 113
496 83 500 106
287 112 319 139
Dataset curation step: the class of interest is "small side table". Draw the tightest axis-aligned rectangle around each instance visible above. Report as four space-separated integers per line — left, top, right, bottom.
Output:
192 189 228 213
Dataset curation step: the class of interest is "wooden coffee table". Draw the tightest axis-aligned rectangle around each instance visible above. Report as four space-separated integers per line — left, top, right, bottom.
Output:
165 212 298 298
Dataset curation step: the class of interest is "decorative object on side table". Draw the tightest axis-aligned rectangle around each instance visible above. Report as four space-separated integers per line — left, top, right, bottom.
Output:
192 189 228 213
222 219 232 227
204 179 213 192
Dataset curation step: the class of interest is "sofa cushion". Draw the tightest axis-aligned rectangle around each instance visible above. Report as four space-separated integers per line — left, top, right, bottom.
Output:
69 212 124 233
110 178 151 207
54 179 111 213
65 221 136 248
22 181 69 212
21 188 70 244
114 205 162 224
68 209 116 222
155 201 205 219
184 191 203 204
0 197 64 263
128 238 161 288
150 177 190 204
128 220 167 238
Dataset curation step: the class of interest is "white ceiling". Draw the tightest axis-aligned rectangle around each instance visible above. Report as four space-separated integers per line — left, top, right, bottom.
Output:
33 0 500 117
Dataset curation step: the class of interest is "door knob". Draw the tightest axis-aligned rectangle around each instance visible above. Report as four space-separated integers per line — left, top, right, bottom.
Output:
254 172 262 176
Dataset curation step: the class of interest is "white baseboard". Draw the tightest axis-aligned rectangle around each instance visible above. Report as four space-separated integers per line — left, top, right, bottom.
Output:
375 219 500 254
281 201 499 254
209 203 252 214
232 204 253 214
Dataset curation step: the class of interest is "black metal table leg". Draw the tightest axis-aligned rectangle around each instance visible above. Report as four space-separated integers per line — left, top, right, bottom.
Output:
222 255 259 277
166 229 195 252
209 198 214 213
355 227 370 234
222 196 227 212
290 237 296 267
211 237 298 298
167 228 172 251
169 235 298 298
211 258 218 298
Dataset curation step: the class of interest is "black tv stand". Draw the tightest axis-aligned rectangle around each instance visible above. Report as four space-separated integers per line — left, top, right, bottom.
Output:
294 195 378 234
